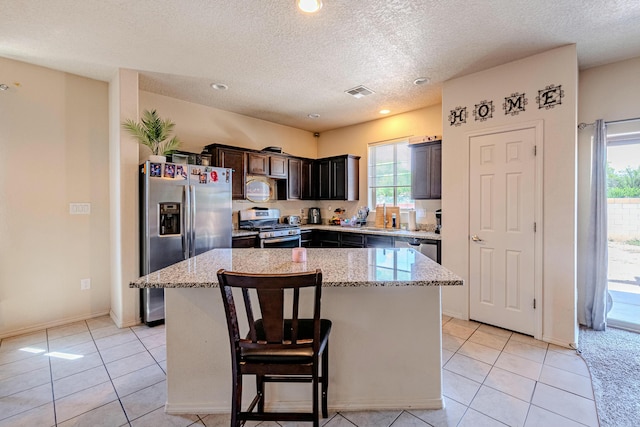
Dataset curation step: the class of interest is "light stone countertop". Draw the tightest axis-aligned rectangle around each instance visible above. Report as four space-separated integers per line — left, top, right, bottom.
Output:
232 226 441 240
130 248 462 289
300 225 441 240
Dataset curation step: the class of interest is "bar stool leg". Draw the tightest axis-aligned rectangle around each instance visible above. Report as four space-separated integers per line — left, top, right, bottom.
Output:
321 342 329 418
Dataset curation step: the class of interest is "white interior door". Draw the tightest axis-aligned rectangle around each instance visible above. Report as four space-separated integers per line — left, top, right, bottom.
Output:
469 127 538 335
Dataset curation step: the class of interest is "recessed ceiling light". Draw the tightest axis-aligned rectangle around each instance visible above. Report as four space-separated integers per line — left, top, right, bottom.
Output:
379 109 391 115
308 113 321 119
413 77 430 86
210 83 228 91
0 84 9 91
297 0 322 13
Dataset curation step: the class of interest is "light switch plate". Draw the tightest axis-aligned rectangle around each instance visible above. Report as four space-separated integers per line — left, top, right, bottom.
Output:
70 203 91 215
80 278 91 290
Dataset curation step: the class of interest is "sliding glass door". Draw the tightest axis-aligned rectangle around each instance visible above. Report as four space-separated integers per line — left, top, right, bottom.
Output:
606 121 640 332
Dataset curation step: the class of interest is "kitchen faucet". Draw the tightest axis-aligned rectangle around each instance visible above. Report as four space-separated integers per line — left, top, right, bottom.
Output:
383 203 388 227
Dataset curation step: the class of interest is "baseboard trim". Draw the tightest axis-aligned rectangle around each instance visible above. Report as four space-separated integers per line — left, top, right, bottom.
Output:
165 397 444 415
0 311 111 340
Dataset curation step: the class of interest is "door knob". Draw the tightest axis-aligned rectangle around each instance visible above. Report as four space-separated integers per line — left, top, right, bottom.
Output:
471 235 483 242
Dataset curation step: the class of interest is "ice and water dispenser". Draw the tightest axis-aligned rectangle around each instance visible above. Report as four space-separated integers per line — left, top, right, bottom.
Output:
159 203 180 235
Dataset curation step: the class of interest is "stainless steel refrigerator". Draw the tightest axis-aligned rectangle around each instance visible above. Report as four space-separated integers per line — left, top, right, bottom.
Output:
140 161 232 325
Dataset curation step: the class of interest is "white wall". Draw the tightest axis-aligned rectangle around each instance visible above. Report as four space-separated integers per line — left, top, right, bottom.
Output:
0 58 111 338
109 69 141 328
576 56 640 325
442 45 579 347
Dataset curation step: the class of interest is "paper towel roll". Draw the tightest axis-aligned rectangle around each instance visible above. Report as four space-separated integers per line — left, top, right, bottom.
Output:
408 209 417 231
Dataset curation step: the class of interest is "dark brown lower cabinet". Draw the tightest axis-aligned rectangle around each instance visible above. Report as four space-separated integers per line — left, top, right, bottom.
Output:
232 236 258 248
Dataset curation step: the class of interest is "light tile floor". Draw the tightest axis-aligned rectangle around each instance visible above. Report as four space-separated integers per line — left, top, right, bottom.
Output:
0 315 599 427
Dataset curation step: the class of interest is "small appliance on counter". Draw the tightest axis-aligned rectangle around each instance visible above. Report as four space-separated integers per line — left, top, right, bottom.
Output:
355 206 370 226
283 215 301 226
308 207 322 224
435 209 442 234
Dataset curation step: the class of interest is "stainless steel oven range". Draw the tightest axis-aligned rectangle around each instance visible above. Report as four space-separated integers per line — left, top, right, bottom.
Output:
238 208 301 248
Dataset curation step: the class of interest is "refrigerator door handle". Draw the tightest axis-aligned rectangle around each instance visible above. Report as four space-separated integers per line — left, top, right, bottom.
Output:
190 185 196 258
182 186 189 260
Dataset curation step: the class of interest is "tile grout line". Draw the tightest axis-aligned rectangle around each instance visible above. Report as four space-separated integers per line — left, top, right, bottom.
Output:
444 319 597 427
85 322 133 427
46 327 58 427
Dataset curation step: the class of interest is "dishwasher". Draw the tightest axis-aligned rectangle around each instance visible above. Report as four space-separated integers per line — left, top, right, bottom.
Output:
394 236 440 263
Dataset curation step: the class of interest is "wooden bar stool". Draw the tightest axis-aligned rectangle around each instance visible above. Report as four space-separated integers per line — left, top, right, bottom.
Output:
217 268 331 427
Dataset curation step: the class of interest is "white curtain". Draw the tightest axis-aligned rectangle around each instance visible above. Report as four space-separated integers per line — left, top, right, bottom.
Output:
584 119 608 330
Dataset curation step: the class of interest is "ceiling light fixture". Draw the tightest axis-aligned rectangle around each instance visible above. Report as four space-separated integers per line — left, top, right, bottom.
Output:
308 113 320 119
413 77 430 86
0 84 9 91
297 0 323 13
379 109 391 115
210 83 228 91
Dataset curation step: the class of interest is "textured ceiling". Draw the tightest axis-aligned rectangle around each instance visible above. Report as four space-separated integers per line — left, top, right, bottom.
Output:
2 0 640 132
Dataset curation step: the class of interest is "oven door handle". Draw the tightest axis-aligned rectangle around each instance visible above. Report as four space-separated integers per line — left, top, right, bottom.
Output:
261 235 301 247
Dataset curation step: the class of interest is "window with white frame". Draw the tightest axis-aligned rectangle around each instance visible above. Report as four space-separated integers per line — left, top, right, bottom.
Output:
368 140 414 210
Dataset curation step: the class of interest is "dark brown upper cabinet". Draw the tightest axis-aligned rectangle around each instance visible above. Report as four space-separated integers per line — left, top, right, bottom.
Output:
269 155 287 178
208 146 246 200
247 152 269 175
411 141 442 200
316 155 360 201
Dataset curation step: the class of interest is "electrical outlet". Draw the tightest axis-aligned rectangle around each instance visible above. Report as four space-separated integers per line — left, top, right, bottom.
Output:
300 208 304 215
328 206 332 212
80 278 91 290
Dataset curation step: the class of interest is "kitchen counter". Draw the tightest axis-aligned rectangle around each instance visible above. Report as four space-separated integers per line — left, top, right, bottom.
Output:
233 225 441 240
130 247 460 288
301 224 441 240
131 248 461 415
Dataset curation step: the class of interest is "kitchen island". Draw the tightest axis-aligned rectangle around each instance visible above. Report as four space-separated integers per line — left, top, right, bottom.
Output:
131 248 462 414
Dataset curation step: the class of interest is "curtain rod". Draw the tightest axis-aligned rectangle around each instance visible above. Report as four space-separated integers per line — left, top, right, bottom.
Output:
578 117 640 129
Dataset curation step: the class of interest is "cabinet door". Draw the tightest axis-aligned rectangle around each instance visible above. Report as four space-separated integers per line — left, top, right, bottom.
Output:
341 233 365 248
269 155 287 178
411 142 442 200
429 144 442 199
331 156 347 200
301 159 315 200
365 234 394 248
317 159 331 199
288 158 301 199
248 153 268 175
219 148 246 200
232 236 257 248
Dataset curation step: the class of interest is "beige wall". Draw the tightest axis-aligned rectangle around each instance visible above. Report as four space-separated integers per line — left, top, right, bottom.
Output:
442 45 579 347
139 91 318 159
576 56 640 325
0 58 111 338
317 105 443 224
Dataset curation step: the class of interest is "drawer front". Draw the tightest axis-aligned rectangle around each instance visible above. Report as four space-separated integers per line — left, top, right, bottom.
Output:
365 235 394 248
341 233 364 246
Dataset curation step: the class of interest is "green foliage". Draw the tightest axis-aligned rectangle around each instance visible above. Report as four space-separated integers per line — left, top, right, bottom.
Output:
608 165 640 198
122 109 181 155
626 239 640 246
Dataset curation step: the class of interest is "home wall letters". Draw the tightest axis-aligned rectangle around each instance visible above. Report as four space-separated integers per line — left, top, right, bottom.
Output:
449 83 563 126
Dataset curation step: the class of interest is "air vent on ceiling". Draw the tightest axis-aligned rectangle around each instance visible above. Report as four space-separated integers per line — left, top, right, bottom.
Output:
345 85 375 99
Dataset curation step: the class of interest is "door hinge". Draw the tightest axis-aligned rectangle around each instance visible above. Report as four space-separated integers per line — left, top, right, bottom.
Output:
533 299 537 309
534 222 537 232
534 145 537 156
